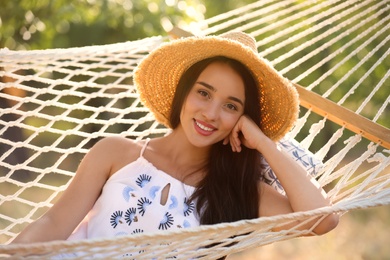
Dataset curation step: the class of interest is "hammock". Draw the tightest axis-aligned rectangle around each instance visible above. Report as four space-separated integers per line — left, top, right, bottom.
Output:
1 0 389 258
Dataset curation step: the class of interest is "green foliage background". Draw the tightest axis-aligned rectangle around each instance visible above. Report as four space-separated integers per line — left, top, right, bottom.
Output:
0 0 254 50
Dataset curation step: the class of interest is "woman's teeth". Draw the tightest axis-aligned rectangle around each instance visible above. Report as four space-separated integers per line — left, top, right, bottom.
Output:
196 121 213 131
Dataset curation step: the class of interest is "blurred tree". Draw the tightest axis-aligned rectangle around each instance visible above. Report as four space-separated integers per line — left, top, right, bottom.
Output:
0 0 260 50
202 0 255 18
0 0 207 50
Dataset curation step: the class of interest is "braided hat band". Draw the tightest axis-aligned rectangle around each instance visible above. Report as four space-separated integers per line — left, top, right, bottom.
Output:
134 31 299 141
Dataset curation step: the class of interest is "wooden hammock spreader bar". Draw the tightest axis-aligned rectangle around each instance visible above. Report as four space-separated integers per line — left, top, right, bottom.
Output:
294 84 390 149
169 27 390 149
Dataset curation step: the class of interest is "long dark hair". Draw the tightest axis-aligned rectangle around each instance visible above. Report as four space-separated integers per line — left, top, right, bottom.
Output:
170 56 261 225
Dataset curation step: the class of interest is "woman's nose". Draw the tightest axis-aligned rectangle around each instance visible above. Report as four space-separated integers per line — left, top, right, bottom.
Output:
202 102 220 121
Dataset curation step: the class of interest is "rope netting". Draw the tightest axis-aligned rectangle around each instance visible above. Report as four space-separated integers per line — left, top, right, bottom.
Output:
0 0 389 258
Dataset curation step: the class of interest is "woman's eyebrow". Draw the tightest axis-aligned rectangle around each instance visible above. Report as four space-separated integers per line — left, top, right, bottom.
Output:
196 81 216 92
196 81 244 107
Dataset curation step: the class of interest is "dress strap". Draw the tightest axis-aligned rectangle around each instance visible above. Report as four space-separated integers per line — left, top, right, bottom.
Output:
139 138 150 157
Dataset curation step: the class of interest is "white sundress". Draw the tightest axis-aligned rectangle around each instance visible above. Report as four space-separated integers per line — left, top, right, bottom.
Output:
67 139 200 244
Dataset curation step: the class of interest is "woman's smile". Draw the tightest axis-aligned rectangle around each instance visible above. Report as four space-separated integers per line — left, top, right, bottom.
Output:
194 119 217 136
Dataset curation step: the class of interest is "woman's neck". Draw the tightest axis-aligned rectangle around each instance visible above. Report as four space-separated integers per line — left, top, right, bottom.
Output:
147 128 210 185
166 130 210 162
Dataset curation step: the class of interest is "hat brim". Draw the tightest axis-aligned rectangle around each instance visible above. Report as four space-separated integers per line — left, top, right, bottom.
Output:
134 35 299 141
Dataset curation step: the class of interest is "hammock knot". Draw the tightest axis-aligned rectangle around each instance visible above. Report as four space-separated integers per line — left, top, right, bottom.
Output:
368 152 390 163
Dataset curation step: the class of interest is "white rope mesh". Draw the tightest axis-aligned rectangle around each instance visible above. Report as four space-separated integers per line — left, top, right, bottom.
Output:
1 0 389 258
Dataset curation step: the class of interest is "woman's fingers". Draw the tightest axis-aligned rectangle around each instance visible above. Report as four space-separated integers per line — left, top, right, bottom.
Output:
227 115 264 152
229 123 242 152
231 115 266 152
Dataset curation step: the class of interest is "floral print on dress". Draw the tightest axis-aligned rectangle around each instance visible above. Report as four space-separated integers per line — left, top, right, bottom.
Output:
137 197 152 216
149 186 161 199
110 210 124 228
122 186 135 202
125 207 138 225
131 229 144 234
159 212 174 230
169 195 178 209
183 220 191 228
136 174 152 187
183 197 195 217
108 171 197 237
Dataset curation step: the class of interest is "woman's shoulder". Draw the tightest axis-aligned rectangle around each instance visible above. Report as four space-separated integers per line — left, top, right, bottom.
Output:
91 136 145 175
95 136 139 148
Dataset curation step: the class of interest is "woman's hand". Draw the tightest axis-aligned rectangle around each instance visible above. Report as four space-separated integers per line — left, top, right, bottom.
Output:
223 115 268 152
224 116 339 235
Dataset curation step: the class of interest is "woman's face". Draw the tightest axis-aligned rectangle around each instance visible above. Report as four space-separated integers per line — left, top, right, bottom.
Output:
179 62 245 147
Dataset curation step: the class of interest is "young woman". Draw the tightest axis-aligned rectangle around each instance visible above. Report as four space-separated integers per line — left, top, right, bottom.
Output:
12 32 338 248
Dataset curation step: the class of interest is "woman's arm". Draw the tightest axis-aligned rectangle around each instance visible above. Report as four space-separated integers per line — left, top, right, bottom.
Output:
256 141 339 235
227 115 339 235
11 136 131 243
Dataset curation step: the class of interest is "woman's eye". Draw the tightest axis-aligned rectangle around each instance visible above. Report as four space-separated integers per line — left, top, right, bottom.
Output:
226 103 238 111
198 90 209 98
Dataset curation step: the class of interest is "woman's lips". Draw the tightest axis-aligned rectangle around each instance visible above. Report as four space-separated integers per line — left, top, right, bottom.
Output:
193 119 216 136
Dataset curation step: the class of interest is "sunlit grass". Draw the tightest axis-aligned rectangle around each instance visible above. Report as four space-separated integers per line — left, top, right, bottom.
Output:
228 205 390 259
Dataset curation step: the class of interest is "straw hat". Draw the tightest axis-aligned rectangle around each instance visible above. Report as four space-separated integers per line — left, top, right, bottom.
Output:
134 31 299 141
